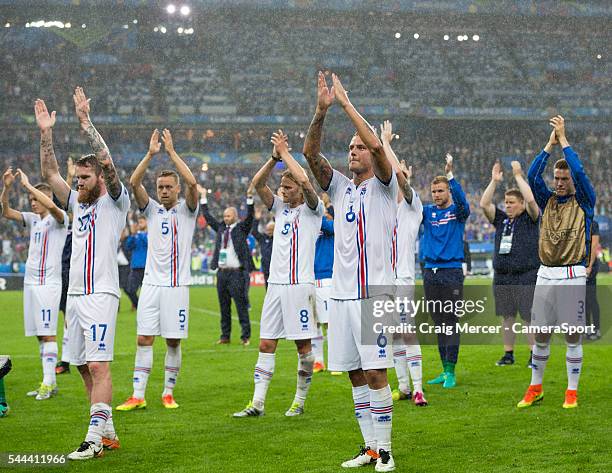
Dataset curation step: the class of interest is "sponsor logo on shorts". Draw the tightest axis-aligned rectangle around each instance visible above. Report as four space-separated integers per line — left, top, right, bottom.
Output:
378 348 386 358
98 343 106 351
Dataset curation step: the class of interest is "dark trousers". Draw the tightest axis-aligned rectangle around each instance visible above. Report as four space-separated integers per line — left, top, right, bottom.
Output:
586 277 600 330
217 269 251 341
423 267 464 366
125 268 145 308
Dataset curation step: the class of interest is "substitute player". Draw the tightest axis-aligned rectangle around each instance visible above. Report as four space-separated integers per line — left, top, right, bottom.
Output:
518 116 595 409
117 129 198 412
303 72 398 472
421 153 470 389
37 89 130 460
480 161 539 367
1 168 68 400
233 130 323 418
380 121 427 407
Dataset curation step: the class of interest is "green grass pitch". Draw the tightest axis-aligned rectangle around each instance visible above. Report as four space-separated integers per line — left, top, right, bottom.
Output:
1 278 611 472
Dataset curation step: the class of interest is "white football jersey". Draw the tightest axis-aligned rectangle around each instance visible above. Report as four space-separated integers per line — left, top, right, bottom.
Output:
327 170 398 300
68 185 130 297
142 199 198 287
22 211 68 286
268 195 324 285
393 191 423 281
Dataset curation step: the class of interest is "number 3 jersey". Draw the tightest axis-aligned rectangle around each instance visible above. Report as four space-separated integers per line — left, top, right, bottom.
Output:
327 170 398 300
141 198 198 287
22 211 68 286
267 195 324 285
68 185 130 297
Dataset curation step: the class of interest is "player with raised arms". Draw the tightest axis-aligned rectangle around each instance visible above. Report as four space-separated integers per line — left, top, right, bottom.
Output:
233 130 323 418
36 88 130 460
117 128 198 412
303 72 398 472
379 120 427 407
518 116 596 409
1 167 68 400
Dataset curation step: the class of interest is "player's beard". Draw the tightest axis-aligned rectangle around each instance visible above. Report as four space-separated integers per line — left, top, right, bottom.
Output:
77 181 102 204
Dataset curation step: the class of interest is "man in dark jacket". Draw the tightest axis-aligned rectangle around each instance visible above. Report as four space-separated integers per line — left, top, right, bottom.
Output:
201 188 254 345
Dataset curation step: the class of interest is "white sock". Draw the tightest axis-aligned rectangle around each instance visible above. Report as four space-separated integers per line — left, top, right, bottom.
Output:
293 351 314 407
163 345 181 396
42 342 57 386
253 352 275 409
392 345 409 394
406 344 423 393
530 342 550 386
61 332 70 363
102 410 117 439
85 402 111 445
311 326 325 364
566 343 583 391
370 385 393 454
133 345 153 399
352 385 376 451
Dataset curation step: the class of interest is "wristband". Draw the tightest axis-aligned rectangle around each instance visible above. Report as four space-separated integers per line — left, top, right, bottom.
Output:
271 155 281 162
446 172 454 180
246 197 254 205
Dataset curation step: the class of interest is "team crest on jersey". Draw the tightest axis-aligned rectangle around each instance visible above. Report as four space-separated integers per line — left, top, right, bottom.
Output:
378 348 386 358
283 208 290 216
157 208 165 215
360 185 367 196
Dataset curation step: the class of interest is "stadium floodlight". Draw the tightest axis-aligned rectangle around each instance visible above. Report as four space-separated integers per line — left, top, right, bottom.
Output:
457 35 463 41
413 33 419 39
394 32 401 39
81 23 86 28
65 22 71 28
180 5 191 16
160 26 167 33
166 4 176 14
472 34 479 41
154 26 159 32
133 19 138 24
443 34 449 40
178 27 184 33
186 28 194 34
123 24 129 29
597 54 602 59
4 22 9 27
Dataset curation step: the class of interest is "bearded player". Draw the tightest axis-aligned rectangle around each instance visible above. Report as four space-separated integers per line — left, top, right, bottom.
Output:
37 89 129 460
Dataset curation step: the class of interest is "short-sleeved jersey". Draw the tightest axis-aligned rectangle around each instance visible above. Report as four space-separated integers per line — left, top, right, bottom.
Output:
393 191 423 281
67 185 130 297
142 198 199 287
22 211 68 286
267 195 324 285
326 170 399 300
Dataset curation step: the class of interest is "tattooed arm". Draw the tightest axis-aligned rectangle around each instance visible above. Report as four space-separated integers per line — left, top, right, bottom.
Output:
302 72 334 190
35 99 70 206
73 87 122 199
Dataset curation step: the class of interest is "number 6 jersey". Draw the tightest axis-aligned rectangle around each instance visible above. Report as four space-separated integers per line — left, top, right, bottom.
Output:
141 198 198 287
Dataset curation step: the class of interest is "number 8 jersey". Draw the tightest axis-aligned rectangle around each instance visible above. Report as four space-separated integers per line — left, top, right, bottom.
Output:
141 199 198 287
267 195 324 285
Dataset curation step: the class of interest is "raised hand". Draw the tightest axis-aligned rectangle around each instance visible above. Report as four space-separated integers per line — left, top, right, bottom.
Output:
510 161 523 177
34 99 56 131
197 184 208 197
445 153 454 175
2 168 16 188
16 169 30 188
380 120 397 145
316 71 335 111
149 129 162 155
67 157 76 177
162 128 175 154
331 73 350 108
73 86 91 123
547 128 558 147
399 160 412 180
549 115 566 140
492 162 503 182
254 206 263 220
271 130 290 156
